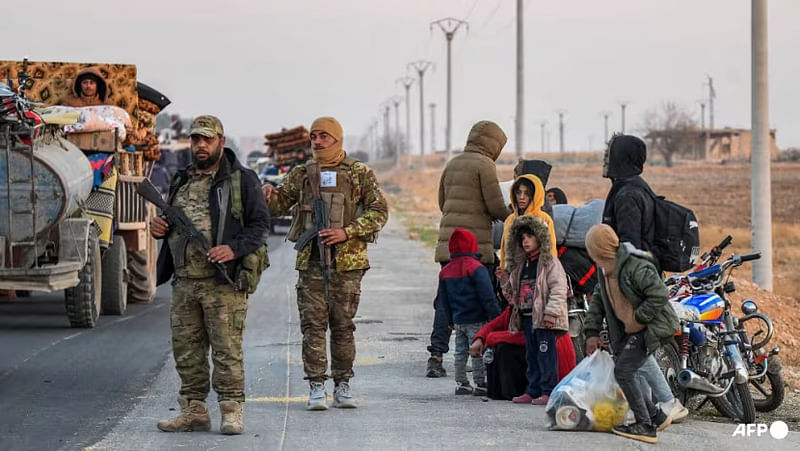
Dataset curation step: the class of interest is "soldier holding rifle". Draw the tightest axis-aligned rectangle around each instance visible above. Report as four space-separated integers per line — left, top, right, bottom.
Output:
148 115 270 435
263 116 388 410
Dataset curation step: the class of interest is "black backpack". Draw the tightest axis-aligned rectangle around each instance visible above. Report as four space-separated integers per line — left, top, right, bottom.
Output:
648 192 700 272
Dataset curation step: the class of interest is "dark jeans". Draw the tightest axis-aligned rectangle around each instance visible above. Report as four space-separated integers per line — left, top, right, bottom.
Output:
614 331 660 426
428 261 496 357
522 316 558 397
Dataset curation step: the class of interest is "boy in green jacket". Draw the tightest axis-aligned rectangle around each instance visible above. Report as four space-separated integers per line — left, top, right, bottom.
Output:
584 224 679 444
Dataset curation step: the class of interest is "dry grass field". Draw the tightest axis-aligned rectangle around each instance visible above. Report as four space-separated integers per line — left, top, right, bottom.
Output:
379 158 800 383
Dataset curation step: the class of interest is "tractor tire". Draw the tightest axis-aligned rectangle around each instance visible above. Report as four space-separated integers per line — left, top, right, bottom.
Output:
101 235 128 315
127 250 155 303
65 226 102 328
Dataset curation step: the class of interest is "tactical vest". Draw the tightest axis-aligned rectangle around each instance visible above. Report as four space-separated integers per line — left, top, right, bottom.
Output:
169 171 217 278
287 157 360 242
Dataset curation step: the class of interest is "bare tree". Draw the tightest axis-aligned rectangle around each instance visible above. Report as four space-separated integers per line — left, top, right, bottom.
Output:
643 101 699 167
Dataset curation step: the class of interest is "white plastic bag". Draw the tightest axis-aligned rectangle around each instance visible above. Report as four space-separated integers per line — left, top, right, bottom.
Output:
545 350 630 432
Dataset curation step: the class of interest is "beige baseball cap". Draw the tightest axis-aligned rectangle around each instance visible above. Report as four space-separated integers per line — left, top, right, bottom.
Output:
189 115 224 137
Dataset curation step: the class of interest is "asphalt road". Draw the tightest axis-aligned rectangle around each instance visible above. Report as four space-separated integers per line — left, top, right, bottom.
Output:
1 219 799 450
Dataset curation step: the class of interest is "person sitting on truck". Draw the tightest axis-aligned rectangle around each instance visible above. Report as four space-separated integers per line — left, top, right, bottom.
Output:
62 67 109 107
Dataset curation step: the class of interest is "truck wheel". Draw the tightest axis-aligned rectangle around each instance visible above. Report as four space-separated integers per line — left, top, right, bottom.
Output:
65 226 102 328
101 235 128 315
127 250 154 303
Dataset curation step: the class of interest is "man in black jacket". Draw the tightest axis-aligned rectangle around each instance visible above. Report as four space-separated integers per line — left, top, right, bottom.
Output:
150 115 269 435
602 134 657 267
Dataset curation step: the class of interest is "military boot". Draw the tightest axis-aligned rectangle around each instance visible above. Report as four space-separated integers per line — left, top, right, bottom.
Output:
219 400 244 435
157 397 211 432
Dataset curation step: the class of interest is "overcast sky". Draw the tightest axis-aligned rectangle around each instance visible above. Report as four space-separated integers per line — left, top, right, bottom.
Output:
4 0 799 153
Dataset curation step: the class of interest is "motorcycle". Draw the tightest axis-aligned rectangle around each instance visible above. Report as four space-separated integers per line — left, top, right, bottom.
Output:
657 236 783 423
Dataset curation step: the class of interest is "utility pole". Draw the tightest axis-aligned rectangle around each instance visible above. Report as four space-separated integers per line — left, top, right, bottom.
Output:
556 110 566 153
619 101 629 133
601 111 611 144
397 77 415 169
751 0 772 290
429 103 437 154
391 96 401 168
515 0 524 158
409 60 433 168
382 103 391 159
539 121 546 153
707 75 716 130
697 100 706 129
372 119 379 161
431 17 468 161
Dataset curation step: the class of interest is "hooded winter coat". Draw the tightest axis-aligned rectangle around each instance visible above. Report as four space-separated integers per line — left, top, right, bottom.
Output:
602 135 657 259
499 215 568 332
62 67 109 107
583 228 679 354
499 174 557 268
435 121 511 265
437 228 502 325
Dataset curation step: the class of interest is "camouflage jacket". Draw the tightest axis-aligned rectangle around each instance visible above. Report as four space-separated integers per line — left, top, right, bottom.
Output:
268 158 388 271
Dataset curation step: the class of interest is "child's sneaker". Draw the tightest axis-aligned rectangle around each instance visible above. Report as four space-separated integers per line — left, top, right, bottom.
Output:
455 382 473 395
473 383 488 396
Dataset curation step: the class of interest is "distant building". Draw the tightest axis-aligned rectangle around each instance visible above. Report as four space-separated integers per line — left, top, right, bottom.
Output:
647 128 780 161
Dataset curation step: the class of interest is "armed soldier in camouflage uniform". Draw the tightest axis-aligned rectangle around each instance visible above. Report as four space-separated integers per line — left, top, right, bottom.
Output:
150 116 270 434
263 116 388 410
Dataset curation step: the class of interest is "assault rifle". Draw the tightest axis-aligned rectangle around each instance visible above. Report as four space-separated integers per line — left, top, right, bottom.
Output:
136 178 237 287
292 164 330 301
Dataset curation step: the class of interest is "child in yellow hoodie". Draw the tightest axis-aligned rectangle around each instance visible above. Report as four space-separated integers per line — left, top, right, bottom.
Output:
499 174 557 269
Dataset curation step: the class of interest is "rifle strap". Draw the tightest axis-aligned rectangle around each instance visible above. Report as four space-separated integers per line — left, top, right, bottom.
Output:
561 208 577 247
217 180 231 246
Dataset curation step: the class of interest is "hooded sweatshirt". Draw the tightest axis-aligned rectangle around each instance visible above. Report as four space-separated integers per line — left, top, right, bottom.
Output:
499 174 557 268
437 228 502 325
435 121 511 264
601 135 657 258
584 224 644 334
499 215 568 332
583 224 680 353
62 67 109 107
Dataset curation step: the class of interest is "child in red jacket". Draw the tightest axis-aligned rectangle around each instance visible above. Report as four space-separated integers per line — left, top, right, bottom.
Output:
437 228 502 395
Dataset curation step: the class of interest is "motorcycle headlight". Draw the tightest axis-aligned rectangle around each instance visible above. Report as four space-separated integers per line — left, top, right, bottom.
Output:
741 300 758 315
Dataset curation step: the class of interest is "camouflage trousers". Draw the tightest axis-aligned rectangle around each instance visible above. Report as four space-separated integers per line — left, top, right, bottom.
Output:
171 277 248 402
296 265 365 383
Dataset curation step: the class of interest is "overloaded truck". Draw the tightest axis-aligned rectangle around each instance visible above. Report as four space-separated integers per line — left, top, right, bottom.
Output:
0 59 170 327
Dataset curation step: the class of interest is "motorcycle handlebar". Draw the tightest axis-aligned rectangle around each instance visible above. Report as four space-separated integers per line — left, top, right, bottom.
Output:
740 252 762 263
716 235 733 253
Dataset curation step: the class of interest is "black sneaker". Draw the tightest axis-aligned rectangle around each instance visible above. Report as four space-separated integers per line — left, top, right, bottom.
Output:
612 422 658 444
473 384 488 397
426 357 447 378
652 410 672 432
455 383 473 395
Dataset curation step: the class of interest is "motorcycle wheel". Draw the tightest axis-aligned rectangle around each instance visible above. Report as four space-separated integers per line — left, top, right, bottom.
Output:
711 382 756 424
750 358 785 413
